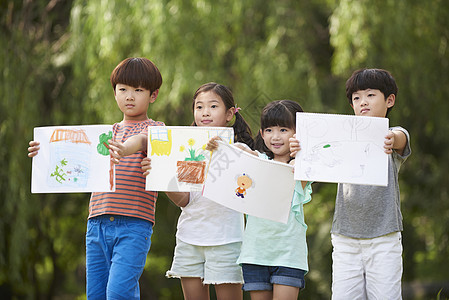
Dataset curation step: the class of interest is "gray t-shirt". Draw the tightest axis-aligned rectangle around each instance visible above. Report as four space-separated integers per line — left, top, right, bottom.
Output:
331 126 411 239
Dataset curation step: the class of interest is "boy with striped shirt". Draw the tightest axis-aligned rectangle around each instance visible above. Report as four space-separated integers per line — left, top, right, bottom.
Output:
29 57 164 299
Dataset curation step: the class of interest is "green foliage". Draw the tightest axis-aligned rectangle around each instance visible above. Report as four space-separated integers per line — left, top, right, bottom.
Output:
1 0 448 298
97 131 113 156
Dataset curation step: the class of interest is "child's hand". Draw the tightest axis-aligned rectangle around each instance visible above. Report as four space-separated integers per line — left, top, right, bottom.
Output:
28 141 40 157
289 134 301 157
141 157 152 176
384 131 395 154
206 136 222 151
288 158 296 173
108 140 127 164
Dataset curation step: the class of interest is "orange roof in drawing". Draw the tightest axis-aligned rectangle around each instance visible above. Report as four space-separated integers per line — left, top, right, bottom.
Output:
49 129 91 144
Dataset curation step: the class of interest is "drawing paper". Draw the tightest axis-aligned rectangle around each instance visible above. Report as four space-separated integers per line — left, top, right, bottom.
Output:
203 141 295 224
146 126 234 192
295 113 389 186
32 125 115 193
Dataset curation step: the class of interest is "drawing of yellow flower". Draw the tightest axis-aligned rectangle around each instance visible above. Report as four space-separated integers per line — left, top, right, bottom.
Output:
179 139 206 161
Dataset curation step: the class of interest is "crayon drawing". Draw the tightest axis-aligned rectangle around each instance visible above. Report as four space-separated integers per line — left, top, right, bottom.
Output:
295 113 389 186
176 138 207 184
203 141 294 224
146 126 234 192
32 125 115 193
149 128 172 156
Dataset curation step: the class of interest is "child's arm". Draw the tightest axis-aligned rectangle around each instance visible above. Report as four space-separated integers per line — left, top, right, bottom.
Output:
206 136 257 156
384 130 407 156
141 156 189 207
165 192 190 207
108 134 148 164
288 135 307 188
28 141 40 157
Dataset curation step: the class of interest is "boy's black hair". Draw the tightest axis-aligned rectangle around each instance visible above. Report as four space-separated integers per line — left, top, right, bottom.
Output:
110 57 162 94
192 82 254 149
346 68 398 116
254 100 303 159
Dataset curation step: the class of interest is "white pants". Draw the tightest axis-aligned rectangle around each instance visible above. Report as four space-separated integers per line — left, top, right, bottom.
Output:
331 232 403 300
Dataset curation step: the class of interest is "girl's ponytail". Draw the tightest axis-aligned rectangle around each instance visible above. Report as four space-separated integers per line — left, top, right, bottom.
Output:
233 111 254 150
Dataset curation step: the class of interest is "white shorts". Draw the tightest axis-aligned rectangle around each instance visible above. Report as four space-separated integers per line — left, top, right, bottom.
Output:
166 238 244 285
331 232 403 300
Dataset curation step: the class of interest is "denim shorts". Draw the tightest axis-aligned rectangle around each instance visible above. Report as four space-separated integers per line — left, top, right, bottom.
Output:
241 264 306 291
86 215 153 300
166 238 244 284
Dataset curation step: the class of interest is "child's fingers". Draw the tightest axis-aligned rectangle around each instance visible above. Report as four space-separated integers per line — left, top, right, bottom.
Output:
110 156 120 164
383 133 394 154
141 160 152 168
142 166 152 176
109 148 123 164
28 151 38 157
141 157 152 175
289 138 301 157
384 144 393 154
206 138 220 151
27 144 40 157
28 145 39 152
142 167 151 176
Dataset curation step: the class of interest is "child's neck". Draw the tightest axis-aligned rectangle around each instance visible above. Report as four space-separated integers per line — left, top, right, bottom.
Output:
273 154 290 164
123 115 149 122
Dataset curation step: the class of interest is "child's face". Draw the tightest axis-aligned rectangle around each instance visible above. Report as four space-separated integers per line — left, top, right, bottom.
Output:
350 89 394 118
194 91 234 127
261 126 295 162
115 83 157 121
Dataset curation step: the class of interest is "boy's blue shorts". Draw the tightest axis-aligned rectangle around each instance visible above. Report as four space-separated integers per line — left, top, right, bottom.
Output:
86 215 153 300
241 263 306 291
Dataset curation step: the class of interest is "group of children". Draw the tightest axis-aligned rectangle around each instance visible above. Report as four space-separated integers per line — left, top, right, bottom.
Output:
28 57 411 300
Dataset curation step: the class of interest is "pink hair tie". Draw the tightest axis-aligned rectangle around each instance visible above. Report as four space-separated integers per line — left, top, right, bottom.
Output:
235 106 241 114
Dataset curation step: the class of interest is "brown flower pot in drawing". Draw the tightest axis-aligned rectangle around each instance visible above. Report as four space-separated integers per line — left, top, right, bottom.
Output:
176 161 207 184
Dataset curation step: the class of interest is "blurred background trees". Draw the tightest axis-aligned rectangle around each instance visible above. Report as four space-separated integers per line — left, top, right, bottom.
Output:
1 0 448 299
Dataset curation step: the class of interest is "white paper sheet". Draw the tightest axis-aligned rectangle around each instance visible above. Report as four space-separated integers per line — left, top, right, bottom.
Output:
203 141 295 224
294 113 389 186
32 125 115 193
146 126 234 192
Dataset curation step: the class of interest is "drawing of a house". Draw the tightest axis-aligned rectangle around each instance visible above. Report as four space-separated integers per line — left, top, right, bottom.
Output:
150 128 172 156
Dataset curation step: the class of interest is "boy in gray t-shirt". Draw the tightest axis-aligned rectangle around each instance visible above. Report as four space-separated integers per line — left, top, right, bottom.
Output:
331 68 411 299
